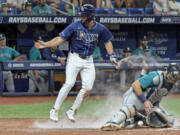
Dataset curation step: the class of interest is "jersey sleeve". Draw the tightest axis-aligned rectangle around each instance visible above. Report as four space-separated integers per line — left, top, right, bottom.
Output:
138 72 157 90
99 25 113 44
59 22 75 40
11 48 20 58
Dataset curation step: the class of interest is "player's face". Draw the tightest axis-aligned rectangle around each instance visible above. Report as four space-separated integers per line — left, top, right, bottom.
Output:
141 40 148 47
51 46 57 51
144 51 150 58
0 39 6 48
81 15 88 23
124 52 131 57
39 0 46 6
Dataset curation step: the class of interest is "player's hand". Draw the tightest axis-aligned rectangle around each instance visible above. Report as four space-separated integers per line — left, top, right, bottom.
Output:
110 57 118 66
115 61 121 69
35 74 41 83
144 100 153 115
57 57 66 65
35 40 46 49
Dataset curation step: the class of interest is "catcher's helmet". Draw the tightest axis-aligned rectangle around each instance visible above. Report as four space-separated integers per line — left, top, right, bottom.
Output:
80 4 95 25
166 63 180 83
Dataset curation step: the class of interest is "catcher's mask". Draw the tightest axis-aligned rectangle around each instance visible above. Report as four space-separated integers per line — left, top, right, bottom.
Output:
80 4 95 25
166 63 180 83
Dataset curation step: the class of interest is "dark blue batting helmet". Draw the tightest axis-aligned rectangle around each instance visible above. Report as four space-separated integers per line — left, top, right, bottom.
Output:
80 4 95 25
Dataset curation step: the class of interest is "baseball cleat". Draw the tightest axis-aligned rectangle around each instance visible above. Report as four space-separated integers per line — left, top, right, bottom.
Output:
101 121 125 131
50 108 58 122
66 109 75 122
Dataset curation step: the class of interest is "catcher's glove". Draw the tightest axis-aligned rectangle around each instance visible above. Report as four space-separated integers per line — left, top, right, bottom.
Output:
146 107 174 128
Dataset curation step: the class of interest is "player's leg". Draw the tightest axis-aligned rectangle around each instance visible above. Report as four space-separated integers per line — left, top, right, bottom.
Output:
50 53 81 121
66 59 95 122
101 88 144 130
5 71 15 92
120 70 126 91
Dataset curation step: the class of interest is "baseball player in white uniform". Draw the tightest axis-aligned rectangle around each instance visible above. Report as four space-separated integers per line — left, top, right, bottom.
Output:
35 4 118 122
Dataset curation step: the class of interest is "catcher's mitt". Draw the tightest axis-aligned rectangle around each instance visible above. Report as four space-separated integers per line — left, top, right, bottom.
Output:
146 107 174 128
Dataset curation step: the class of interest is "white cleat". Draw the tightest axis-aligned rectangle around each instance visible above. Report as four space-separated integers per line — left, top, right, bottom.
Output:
101 121 125 131
49 108 58 122
66 109 75 122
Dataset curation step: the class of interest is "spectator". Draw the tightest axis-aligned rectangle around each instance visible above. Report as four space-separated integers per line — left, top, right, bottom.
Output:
153 0 171 15
32 0 54 15
115 0 135 8
134 0 150 8
6 0 26 10
28 44 49 93
93 46 105 88
140 46 157 76
20 2 34 15
116 47 134 91
82 0 96 7
168 0 180 15
43 46 66 65
0 33 23 93
96 0 114 8
133 35 157 59
93 46 103 61
0 3 12 16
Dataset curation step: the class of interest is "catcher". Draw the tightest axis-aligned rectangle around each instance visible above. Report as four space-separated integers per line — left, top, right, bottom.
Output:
101 63 180 131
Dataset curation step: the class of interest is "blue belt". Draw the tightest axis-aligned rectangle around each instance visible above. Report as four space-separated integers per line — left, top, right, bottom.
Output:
71 51 90 59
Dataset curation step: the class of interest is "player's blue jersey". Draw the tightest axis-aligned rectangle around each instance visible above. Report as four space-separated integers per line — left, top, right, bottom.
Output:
139 71 173 91
59 21 113 56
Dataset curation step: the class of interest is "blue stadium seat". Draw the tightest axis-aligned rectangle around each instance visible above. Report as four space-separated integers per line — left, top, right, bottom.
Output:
128 8 144 16
112 8 127 15
145 8 154 15
95 8 112 15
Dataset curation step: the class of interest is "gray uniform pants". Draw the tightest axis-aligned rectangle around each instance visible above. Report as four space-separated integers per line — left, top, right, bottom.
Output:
122 87 145 111
28 70 49 93
3 71 15 92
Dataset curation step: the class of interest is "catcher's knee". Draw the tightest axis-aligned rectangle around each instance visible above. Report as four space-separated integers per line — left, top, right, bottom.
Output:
110 105 136 124
120 105 136 120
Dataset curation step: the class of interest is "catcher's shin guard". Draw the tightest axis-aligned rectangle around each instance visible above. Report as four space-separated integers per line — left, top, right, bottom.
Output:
110 105 136 124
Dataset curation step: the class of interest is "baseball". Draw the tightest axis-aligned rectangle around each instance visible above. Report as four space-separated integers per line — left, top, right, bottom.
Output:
138 121 143 126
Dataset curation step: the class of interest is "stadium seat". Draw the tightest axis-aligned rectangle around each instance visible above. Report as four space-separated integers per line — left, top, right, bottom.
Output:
95 8 112 15
145 8 154 15
128 8 144 16
112 8 127 15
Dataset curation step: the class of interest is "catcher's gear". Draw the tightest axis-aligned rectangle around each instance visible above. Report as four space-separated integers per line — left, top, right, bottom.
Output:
101 121 125 131
148 88 168 105
146 107 174 128
80 4 95 25
166 63 180 83
110 105 136 124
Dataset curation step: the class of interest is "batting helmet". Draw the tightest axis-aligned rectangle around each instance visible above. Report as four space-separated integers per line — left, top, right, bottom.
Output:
80 4 95 25
166 63 180 83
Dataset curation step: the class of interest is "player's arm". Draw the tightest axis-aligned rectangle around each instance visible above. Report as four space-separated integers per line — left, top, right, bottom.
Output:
35 36 65 49
132 80 153 114
105 41 118 65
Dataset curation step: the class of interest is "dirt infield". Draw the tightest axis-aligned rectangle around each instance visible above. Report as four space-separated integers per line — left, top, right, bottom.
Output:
0 95 180 135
